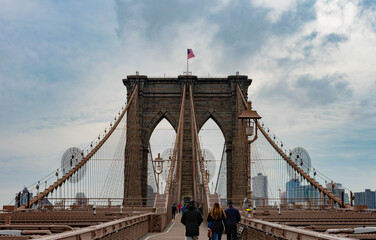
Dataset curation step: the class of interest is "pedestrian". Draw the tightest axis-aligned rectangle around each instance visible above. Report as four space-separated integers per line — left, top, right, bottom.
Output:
178 203 182 213
207 202 227 240
172 203 177 219
181 200 203 240
182 203 187 215
224 201 241 240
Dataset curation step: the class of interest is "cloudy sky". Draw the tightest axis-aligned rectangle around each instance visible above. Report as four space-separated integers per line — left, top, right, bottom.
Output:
1 0 375 207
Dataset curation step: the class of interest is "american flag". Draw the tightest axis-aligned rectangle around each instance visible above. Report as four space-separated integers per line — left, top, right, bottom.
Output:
187 49 195 59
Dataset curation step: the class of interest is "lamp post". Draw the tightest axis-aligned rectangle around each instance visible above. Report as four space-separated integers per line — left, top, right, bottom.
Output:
238 101 262 207
153 153 164 194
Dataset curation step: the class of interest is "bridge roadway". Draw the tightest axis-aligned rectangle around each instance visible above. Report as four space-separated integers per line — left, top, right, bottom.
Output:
140 212 214 240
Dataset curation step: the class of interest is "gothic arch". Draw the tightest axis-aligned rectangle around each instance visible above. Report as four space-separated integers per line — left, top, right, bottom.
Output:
197 111 232 144
144 111 178 144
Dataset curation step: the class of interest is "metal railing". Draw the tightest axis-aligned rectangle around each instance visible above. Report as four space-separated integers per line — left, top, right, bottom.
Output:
240 217 353 240
220 197 348 210
23 197 156 211
37 213 152 240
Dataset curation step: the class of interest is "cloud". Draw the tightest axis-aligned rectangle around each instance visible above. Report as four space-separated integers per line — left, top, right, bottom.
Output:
250 0 299 23
256 73 353 108
1 0 376 206
294 74 352 106
113 0 316 72
349 81 376 124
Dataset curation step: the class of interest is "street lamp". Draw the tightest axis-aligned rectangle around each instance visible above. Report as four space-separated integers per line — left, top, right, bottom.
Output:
153 153 164 194
238 101 262 207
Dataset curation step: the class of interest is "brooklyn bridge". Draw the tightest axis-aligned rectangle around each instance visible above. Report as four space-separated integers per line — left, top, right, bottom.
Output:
1 74 375 240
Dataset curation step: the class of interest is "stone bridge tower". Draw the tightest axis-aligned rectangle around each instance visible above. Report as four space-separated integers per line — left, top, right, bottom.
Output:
122 74 251 203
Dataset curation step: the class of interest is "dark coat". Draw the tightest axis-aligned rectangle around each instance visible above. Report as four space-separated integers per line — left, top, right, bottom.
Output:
224 206 241 226
181 202 203 236
207 210 227 233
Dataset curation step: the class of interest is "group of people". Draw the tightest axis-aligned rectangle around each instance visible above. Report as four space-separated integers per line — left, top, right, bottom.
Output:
171 202 185 219
178 200 240 240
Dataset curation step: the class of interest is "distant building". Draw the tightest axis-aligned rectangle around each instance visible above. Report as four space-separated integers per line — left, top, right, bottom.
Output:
326 182 350 205
286 179 300 203
294 185 319 205
365 189 376 209
354 189 375 209
21 187 32 205
252 173 268 206
15 187 33 207
75 192 87 208
41 198 52 206
355 192 366 206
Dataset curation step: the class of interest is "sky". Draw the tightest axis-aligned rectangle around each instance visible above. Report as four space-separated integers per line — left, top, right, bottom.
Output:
1 0 376 207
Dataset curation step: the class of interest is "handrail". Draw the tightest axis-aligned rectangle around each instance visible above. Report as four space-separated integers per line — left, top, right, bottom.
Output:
37 213 152 240
242 217 353 240
20 85 139 209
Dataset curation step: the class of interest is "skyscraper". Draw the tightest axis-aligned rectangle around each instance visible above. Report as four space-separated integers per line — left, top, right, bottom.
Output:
294 185 319 205
286 179 300 203
252 173 268 206
354 189 375 209
326 182 350 205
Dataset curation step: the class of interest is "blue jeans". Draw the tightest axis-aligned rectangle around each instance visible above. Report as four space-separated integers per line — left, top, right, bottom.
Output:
212 231 223 240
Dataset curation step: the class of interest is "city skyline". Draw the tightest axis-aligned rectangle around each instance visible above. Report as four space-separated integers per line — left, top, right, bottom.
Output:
1 0 376 207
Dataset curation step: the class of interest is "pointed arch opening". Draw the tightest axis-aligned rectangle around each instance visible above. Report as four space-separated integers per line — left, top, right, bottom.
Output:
198 118 225 196
149 118 176 194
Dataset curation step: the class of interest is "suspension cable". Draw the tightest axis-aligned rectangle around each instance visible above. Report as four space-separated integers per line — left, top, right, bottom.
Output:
257 121 351 208
20 85 139 209
189 84 211 208
164 84 186 197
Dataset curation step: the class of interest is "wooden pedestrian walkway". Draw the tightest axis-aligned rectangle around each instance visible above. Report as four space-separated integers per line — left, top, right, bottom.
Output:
140 212 219 240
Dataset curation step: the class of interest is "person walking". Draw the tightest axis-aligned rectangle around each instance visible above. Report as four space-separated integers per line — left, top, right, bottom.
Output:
182 203 187 215
178 203 182 213
207 202 227 240
172 203 177 219
181 200 203 240
224 201 241 240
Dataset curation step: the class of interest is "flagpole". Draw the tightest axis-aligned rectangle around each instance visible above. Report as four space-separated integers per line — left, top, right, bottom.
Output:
186 49 188 75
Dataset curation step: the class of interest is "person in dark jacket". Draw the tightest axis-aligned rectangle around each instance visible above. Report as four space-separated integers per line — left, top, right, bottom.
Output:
181 200 203 240
207 202 227 240
172 203 177 219
224 201 241 240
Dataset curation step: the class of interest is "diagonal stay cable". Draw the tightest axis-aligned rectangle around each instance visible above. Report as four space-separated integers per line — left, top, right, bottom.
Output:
20 85 139 209
236 83 351 208
164 84 186 197
189 84 211 209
